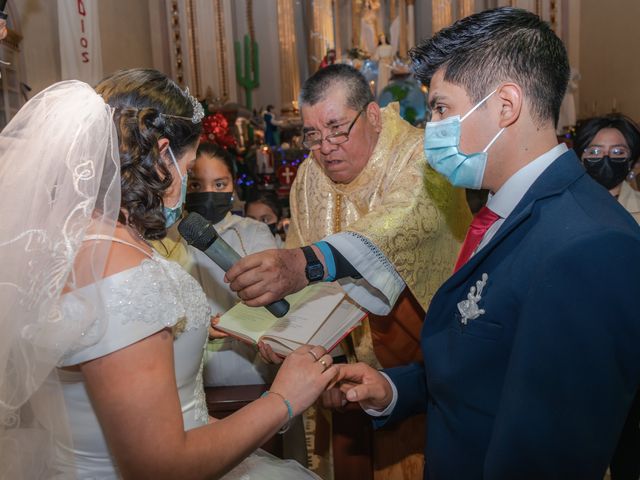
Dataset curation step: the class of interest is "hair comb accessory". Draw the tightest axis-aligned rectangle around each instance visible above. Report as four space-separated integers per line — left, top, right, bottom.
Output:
184 87 205 124
159 87 205 124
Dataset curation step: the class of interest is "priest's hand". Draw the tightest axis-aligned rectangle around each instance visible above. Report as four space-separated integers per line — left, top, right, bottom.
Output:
225 248 312 306
322 363 393 412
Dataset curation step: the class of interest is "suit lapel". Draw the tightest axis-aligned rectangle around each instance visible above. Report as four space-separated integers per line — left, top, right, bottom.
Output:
436 150 586 294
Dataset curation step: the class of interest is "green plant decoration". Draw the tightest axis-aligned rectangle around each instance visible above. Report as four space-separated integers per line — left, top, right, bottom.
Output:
235 34 260 110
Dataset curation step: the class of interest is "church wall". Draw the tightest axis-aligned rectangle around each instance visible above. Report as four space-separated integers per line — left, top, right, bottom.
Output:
12 0 640 125
98 0 154 77
10 0 153 98
12 0 60 97
578 0 640 122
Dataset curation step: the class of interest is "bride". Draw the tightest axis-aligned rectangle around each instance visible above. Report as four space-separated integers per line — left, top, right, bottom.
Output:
0 69 335 479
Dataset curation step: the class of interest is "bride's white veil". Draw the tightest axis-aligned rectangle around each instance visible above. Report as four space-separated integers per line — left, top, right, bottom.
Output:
0 80 120 478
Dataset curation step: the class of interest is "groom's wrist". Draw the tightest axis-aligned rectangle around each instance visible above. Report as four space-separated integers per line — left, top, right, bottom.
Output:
364 372 398 417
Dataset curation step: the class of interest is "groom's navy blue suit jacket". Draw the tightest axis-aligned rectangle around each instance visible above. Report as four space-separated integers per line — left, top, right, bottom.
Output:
375 150 640 479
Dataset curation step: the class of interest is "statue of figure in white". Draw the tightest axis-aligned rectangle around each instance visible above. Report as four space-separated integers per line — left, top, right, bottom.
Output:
372 33 395 97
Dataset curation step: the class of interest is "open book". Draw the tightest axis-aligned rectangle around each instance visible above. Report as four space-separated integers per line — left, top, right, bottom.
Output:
216 282 366 357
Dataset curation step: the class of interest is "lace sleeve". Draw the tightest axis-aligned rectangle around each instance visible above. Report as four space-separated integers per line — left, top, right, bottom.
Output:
59 259 201 366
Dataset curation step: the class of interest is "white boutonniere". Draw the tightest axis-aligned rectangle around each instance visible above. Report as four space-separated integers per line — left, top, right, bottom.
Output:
457 273 488 325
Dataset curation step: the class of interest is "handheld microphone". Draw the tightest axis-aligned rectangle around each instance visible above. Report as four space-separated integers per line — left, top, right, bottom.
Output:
178 212 290 318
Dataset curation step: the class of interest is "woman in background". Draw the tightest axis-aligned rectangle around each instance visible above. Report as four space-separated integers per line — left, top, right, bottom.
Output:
574 113 640 480
574 114 640 222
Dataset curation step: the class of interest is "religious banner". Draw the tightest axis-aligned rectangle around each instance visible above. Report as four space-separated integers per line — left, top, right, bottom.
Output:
57 0 103 84
277 164 297 188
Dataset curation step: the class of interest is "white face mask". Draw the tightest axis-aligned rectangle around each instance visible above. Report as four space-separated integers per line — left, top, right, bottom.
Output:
163 147 187 228
423 89 505 190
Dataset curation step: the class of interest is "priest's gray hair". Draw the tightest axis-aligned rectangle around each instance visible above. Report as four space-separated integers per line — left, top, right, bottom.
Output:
300 64 374 111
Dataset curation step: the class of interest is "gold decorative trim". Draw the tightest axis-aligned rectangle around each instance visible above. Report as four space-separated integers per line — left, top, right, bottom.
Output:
170 1 184 85
333 194 342 233
277 0 301 109
550 0 558 32
185 0 201 97
460 0 475 19
214 0 228 99
432 0 453 33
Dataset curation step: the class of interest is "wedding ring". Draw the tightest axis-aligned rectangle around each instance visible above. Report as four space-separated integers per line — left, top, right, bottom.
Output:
308 350 320 361
319 359 328 371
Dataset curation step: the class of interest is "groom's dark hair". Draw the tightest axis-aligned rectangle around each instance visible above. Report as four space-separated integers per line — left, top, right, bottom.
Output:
411 7 570 127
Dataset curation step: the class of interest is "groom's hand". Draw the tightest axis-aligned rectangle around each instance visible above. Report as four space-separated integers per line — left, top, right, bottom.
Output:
322 363 393 412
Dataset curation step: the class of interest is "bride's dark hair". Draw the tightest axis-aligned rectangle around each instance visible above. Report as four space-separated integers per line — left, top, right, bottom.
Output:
95 69 202 240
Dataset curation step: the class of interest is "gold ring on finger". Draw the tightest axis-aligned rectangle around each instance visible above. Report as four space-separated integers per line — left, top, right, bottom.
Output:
319 358 328 370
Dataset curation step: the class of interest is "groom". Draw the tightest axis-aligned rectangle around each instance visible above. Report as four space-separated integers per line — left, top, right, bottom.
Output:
326 7 640 479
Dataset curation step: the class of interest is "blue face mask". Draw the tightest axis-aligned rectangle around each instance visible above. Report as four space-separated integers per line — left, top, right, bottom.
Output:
424 89 505 190
164 147 188 228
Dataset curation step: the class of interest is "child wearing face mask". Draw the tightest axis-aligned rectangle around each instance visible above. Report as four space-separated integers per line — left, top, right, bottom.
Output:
185 145 308 465
184 143 279 387
245 190 287 248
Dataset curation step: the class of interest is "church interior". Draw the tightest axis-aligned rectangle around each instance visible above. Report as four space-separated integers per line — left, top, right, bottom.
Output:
5 0 640 197
2 0 639 215
1 1 639 479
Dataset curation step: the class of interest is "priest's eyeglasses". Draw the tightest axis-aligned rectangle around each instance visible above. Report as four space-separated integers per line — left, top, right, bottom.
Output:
302 108 365 150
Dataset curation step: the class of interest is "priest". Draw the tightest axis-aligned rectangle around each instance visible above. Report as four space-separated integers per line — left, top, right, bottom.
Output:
226 63 470 367
226 64 470 477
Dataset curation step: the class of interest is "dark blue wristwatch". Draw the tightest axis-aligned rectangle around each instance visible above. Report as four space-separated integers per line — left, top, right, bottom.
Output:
301 246 324 283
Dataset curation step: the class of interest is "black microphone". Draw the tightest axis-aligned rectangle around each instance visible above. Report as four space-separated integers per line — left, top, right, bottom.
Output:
178 211 290 318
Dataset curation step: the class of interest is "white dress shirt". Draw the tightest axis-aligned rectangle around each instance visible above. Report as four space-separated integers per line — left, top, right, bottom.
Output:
366 142 569 418
476 143 568 252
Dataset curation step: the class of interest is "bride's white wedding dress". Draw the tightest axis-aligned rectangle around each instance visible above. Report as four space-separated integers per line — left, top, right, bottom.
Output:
54 239 319 479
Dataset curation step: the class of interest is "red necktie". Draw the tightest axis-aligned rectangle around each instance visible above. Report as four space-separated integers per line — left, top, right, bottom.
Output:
453 206 500 272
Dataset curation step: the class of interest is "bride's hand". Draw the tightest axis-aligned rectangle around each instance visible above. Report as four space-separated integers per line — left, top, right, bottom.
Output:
268 345 337 416
257 341 283 365
208 314 228 340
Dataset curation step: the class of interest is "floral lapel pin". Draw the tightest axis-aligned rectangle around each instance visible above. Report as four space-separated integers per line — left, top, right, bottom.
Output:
457 273 489 325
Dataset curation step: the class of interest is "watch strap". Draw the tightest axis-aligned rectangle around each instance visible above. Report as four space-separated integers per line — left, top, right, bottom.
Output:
301 245 324 282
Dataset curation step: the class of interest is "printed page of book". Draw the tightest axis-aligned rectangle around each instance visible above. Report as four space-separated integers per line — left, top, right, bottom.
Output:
216 283 346 348
261 296 365 356
307 296 365 349
261 288 366 356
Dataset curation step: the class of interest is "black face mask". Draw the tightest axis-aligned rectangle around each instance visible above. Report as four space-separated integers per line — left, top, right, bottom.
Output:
185 191 233 224
583 155 631 191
